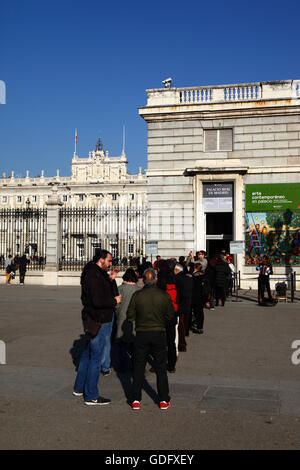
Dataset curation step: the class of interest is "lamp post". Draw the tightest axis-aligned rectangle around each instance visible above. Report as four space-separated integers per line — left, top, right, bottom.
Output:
25 198 30 254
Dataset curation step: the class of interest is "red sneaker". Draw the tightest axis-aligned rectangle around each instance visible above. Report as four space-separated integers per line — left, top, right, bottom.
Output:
131 400 141 410
160 401 171 410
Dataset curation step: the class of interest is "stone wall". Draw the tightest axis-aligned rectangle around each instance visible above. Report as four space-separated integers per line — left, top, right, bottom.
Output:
140 80 300 282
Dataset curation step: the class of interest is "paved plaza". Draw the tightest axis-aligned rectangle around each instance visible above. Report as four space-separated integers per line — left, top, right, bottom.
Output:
0 284 299 450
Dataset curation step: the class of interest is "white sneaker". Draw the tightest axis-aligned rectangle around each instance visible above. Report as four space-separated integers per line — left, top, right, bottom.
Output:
84 396 111 406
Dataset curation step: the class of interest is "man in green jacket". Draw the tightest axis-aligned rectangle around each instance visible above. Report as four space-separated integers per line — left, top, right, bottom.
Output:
127 268 175 410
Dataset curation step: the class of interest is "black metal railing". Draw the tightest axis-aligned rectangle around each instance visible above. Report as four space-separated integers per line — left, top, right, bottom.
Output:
0 209 47 270
59 207 147 271
235 270 297 303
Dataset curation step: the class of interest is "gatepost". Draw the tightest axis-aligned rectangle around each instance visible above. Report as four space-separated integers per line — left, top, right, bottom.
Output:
44 184 63 285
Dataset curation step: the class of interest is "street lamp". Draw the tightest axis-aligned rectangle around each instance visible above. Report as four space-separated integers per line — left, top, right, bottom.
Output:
25 198 30 254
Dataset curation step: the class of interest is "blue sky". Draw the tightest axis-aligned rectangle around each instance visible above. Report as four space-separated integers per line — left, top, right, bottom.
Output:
1 0 299 177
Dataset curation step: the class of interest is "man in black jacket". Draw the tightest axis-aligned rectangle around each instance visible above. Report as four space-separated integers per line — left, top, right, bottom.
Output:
73 249 121 405
19 254 29 285
257 255 273 303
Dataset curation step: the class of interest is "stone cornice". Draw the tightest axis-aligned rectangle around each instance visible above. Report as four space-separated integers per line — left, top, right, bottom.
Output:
139 100 300 122
184 167 248 176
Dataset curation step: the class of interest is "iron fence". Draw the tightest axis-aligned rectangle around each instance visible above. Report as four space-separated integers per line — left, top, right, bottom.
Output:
0 209 47 270
59 207 147 271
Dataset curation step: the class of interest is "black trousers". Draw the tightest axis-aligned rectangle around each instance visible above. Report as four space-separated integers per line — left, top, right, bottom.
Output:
165 323 177 370
258 276 272 301
19 270 26 284
215 286 226 306
193 303 205 329
132 331 170 402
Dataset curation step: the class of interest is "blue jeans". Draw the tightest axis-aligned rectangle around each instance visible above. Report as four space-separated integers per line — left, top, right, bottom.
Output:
101 314 114 372
74 321 112 401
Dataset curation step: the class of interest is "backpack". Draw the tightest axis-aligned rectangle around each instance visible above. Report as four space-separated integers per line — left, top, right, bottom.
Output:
275 282 287 297
200 277 211 299
166 284 178 313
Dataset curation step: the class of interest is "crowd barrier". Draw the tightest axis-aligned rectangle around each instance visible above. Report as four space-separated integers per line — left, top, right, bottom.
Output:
232 271 297 303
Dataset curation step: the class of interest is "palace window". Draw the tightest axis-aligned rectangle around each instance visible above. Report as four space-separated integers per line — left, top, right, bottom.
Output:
32 195 37 203
2 196 7 203
204 129 233 152
17 196 22 203
112 194 117 201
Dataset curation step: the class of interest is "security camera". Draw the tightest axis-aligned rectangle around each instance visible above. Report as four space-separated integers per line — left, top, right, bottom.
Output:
162 78 172 88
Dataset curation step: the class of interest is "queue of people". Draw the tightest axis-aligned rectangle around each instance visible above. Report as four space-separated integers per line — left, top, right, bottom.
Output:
73 247 236 411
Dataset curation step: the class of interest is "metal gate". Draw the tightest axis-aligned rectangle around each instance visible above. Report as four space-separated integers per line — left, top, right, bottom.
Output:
59 208 147 270
0 209 47 270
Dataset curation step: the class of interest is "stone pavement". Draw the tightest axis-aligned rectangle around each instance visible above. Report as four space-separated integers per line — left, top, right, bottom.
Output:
0 284 299 450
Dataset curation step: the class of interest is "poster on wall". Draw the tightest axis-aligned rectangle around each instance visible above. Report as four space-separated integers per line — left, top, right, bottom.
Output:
245 183 300 212
245 211 300 266
245 183 300 266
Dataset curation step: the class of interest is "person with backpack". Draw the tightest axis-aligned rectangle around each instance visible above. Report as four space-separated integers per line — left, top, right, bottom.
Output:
174 263 193 352
156 259 178 373
191 261 210 334
5 255 14 284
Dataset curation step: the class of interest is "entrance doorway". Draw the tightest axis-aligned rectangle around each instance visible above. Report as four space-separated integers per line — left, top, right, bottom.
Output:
205 212 233 258
206 240 230 258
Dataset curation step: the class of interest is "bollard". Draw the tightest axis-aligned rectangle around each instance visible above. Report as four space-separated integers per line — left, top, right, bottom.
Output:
232 271 242 303
0 340 6 365
291 272 294 303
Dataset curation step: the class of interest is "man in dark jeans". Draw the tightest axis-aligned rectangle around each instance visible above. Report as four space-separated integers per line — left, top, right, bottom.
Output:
127 268 175 410
73 249 122 405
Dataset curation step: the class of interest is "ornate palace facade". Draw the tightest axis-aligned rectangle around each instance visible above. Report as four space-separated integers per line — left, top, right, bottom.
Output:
0 142 147 210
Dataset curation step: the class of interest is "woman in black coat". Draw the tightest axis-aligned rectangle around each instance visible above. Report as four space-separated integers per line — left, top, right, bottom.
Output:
191 263 210 334
214 256 230 306
19 254 29 285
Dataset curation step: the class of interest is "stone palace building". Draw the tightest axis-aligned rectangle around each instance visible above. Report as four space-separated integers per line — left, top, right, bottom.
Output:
0 139 146 210
0 140 147 283
139 79 300 288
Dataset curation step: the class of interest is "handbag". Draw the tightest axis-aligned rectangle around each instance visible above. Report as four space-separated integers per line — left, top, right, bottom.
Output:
83 315 102 338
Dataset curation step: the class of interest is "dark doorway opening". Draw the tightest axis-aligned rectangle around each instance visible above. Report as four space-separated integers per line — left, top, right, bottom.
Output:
206 240 230 259
206 212 233 259
206 213 233 235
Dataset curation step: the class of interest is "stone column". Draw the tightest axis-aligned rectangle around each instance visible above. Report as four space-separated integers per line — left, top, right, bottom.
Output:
44 185 63 285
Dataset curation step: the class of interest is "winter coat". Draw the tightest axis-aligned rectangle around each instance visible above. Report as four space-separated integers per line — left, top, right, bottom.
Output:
175 271 193 315
115 282 141 342
157 269 178 325
127 285 175 332
214 260 230 288
257 262 273 278
80 261 117 324
19 255 29 272
192 270 210 306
